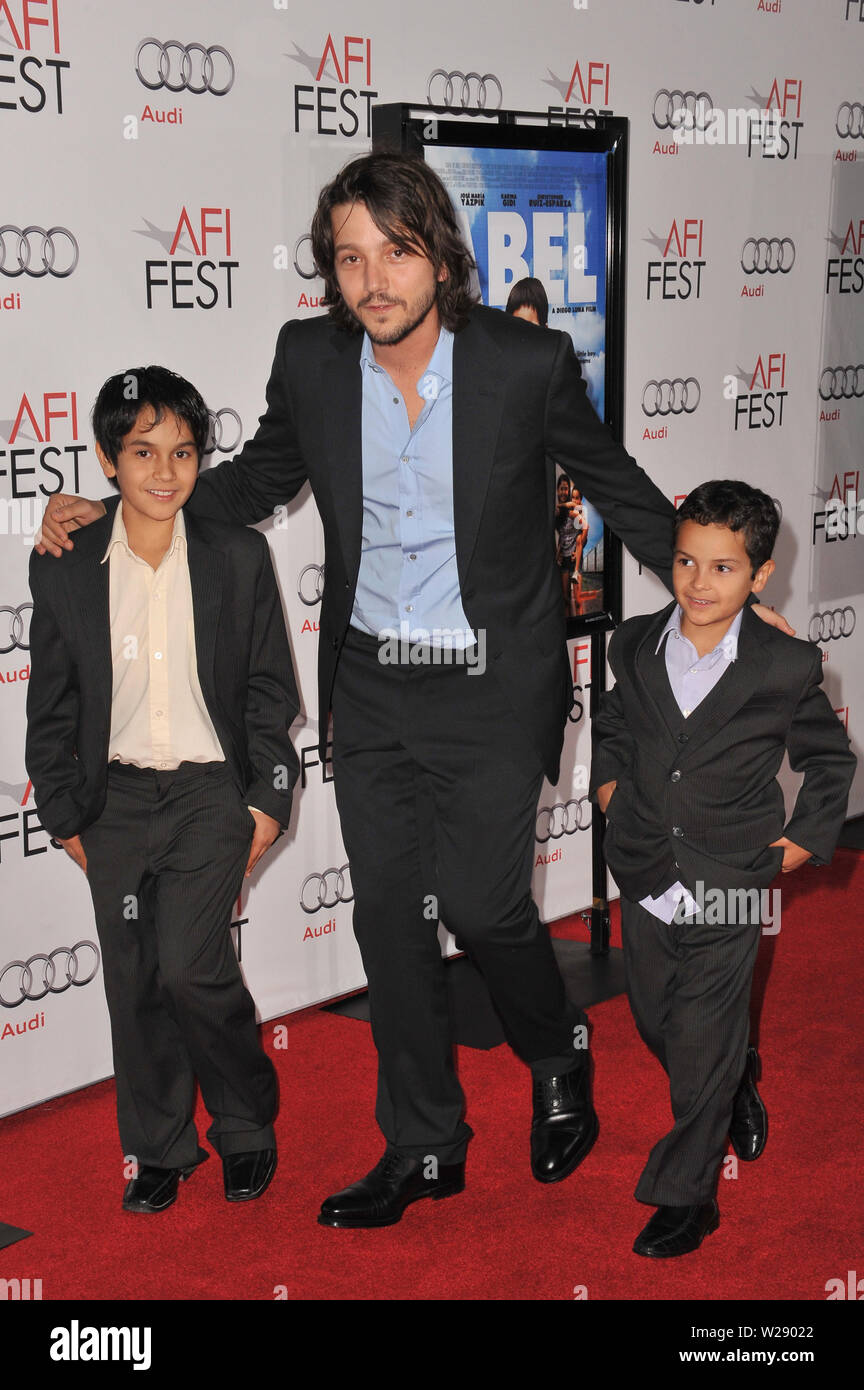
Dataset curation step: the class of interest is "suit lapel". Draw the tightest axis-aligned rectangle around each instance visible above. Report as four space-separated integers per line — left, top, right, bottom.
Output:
674 604 772 756
321 330 364 581
625 603 681 755
452 313 504 585
184 512 224 703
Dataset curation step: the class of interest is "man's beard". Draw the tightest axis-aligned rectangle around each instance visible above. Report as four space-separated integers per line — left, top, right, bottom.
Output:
352 284 438 346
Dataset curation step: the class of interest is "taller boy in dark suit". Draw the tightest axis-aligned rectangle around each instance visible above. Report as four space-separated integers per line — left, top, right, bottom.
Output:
591 480 856 1257
26 368 300 1213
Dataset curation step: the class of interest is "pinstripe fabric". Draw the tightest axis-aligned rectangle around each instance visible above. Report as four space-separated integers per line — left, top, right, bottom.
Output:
80 761 276 1170
621 896 761 1206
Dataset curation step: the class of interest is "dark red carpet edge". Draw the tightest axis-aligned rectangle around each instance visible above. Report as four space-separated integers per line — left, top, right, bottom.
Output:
1 850 862 1302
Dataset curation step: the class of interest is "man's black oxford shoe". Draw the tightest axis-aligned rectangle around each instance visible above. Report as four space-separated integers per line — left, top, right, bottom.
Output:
633 1201 719 1258
223 1148 277 1202
729 1045 767 1162
122 1163 198 1214
530 1060 599 1183
318 1150 465 1228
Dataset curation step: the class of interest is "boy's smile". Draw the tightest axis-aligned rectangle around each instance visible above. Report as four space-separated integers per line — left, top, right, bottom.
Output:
674 519 774 656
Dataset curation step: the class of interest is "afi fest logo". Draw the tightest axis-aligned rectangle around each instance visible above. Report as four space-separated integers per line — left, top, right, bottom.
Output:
543 58 612 128
0 0 70 115
0 775 65 862
730 353 788 430
140 207 237 309
811 470 861 546
826 217 864 295
1 389 86 536
288 32 376 137
645 218 705 300
746 78 803 160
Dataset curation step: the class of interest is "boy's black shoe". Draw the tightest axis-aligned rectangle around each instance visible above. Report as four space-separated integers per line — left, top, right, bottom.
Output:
122 1162 199 1214
633 1201 720 1258
530 1059 599 1182
318 1150 465 1227
729 1045 767 1161
223 1148 277 1202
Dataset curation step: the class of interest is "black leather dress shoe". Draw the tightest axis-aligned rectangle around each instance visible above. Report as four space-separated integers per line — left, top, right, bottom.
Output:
122 1163 198 1214
729 1045 767 1161
530 1060 599 1183
633 1201 720 1258
223 1148 277 1202
318 1150 465 1228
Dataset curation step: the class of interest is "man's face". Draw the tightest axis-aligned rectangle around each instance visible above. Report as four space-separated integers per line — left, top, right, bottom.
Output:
96 407 199 526
330 200 446 346
673 519 773 643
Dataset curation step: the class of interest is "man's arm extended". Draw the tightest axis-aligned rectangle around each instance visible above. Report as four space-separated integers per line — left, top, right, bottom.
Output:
25 558 86 842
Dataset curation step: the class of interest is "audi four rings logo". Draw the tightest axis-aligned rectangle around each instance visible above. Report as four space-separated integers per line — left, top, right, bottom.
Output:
819 366 864 400
293 234 318 281
204 408 242 454
0 225 78 279
836 102 864 138
297 564 325 606
1 603 32 654
0 943 100 1008
426 69 503 114
300 866 353 914
135 39 235 95
652 89 714 131
741 238 796 275
809 608 856 642
536 799 591 842
642 379 701 417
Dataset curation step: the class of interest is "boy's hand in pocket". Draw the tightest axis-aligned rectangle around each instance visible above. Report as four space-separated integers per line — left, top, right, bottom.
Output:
245 808 281 877
769 837 812 873
58 835 87 873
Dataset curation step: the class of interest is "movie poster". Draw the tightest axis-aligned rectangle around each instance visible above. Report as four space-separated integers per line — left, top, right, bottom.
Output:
425 143 610 626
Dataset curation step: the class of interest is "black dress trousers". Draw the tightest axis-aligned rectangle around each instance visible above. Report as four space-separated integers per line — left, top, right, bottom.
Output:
80 761 277 1171
330 628 584 1166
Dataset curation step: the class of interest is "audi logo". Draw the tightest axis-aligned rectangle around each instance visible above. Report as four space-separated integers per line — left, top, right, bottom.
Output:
0 942 100 1008
642 378 701 417
297 563 325 606
819 366 864 400
0 225 78 279
836 102 864 138
0 603 31 655
741 237 796 275
809 607 856 642
536 799 591 842
293 234 318 281
204 407 242 455
300 865 353 914
652 89 714 132
426 69 503 115
135 38 235 95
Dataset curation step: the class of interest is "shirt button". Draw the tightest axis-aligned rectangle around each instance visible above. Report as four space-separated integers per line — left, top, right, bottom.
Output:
405 604 414 613
672 826 684 838
406 509 413 517
155 710 164 718
392 397 399 405
409 553 417 561
401 456 410 464
153 651 163 660
670 770 681 782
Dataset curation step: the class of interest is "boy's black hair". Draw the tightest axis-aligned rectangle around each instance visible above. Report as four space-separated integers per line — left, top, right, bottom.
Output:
92 366 210 489
676 479 779 576
505 276 549 327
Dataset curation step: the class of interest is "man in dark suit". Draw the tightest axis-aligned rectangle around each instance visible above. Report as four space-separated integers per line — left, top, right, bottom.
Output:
27 367 299 1213
591 481 856 1256
37 154 785 1227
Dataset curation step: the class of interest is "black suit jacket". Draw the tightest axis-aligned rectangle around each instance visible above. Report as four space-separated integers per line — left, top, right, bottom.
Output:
186 305 677 783
26 497 300 840
590 601 856 900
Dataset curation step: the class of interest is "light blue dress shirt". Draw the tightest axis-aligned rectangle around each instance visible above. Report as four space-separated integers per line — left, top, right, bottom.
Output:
350 327 474 649
639 605 744 923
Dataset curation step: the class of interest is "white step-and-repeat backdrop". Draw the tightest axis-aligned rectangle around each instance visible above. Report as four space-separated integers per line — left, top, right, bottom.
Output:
2 0 861 1115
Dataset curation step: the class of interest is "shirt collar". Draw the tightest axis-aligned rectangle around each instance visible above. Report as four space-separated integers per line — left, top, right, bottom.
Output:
101 502 187 565
360 325 454 395
655 603 744 662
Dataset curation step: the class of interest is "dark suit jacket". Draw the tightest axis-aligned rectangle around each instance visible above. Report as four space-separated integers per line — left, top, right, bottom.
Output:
26 496 300 841
185 305 677 783
590 601 857 901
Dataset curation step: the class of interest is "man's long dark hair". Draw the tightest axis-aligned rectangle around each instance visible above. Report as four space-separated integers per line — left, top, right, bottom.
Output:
310 151 478 333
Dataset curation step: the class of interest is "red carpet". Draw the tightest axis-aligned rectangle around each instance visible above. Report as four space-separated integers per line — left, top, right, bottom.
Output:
1 851 862 1302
